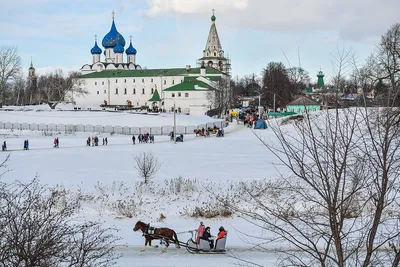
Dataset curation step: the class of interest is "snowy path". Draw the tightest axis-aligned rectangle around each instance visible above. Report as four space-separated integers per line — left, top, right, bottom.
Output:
114 246 278 267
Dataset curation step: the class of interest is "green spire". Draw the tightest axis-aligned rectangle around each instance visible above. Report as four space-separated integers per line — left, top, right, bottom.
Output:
148 89 161 102
317 70 324 89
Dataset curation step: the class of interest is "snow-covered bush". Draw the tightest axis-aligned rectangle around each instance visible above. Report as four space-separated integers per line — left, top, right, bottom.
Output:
0 173 120 266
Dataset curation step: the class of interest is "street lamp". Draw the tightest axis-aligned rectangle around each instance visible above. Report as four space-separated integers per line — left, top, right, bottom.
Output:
165 97 176 144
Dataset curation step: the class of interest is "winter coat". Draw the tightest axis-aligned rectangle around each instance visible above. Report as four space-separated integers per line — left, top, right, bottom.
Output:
197 225 205 238
201 230 212 241
217 230 226 240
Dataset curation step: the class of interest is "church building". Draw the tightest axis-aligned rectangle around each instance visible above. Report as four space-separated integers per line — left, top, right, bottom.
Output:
74 11 231 116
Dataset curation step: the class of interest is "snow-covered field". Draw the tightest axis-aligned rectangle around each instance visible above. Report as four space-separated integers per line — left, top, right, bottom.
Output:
0 109 285 266
0 104 221 127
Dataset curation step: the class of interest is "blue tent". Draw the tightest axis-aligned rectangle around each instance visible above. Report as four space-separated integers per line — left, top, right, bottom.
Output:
254 119 267 129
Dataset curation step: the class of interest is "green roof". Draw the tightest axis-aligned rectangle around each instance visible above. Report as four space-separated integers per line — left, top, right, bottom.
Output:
148 89 161 102
81 67 222 79
163 80 213 92
183 76 221 82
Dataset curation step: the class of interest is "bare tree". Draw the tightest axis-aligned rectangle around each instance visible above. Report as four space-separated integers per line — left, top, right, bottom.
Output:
134 152 161 184
0 46 22 106
10 74 26 105
261 62 292 109
0 175 121 266
206 77 233 117
37 69 87 109
227 42 400 266
364 23 400 106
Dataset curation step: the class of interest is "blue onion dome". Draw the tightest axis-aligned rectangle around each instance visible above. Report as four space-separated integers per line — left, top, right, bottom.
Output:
126 41 137 55
90 41 102 54
113 41 124 53
102 19 126 48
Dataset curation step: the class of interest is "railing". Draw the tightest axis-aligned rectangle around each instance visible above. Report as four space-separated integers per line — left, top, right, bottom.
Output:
0 121 226 135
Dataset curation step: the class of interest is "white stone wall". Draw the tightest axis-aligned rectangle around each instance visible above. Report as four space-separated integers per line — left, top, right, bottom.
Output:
163 90 210 114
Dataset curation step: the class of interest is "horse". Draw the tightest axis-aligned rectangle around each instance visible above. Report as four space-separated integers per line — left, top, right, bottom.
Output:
133 221 181 252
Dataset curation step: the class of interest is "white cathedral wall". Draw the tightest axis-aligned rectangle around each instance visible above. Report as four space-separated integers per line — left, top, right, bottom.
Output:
74 75 191 107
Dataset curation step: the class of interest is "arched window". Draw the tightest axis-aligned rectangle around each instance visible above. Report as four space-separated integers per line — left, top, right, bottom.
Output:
151 88 154 94
115 88 118 95
124 88 127 95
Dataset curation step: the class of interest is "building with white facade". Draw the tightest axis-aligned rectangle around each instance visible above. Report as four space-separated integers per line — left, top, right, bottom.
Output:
74 11 230 116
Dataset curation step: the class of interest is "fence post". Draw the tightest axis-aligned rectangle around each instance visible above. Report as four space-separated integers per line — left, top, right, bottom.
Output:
185 127 187 134
150 128 152 135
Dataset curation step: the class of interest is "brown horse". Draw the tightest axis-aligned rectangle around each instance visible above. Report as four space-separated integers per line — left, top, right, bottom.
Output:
133 221 181 252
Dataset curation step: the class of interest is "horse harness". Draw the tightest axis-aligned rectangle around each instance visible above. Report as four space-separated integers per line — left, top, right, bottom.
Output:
143 223 156 237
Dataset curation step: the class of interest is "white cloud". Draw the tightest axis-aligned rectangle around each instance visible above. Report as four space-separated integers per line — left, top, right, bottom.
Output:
145 0 248 16
144 0 400 41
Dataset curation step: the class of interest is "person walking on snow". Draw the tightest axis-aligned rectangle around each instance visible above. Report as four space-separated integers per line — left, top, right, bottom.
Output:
132 135 136 145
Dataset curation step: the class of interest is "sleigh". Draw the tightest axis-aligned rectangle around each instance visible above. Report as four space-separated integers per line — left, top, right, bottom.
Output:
133 221 227 254
185 230 227 254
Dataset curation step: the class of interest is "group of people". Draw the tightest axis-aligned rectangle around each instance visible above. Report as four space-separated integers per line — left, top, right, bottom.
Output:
244 114 258 128
87 136 108 146
194 126 224 138
53 138 60 148
196 221 226 249
132 133 154 144
169 132 184 142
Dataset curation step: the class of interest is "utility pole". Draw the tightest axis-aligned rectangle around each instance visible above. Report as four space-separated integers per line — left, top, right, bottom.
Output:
173 103 176 144
273 93 276 112
107 79 111 105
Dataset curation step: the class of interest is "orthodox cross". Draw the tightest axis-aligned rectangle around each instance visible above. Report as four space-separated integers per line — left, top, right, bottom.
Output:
129 35 132 42
112 11 115 19
212 9 215 15
94 34 97 41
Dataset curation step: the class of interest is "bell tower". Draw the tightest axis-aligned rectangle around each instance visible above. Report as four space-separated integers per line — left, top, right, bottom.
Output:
317 70 325 89
197 10 231 76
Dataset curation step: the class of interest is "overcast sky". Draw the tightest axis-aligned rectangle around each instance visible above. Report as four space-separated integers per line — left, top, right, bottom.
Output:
1 0 399 83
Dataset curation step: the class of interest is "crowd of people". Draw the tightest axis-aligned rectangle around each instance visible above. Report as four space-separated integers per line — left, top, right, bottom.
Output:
243 114 259 128
86 136 108 146
132 133 155 144
194 126 224 138
1 124 227 152
195 221 226 249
